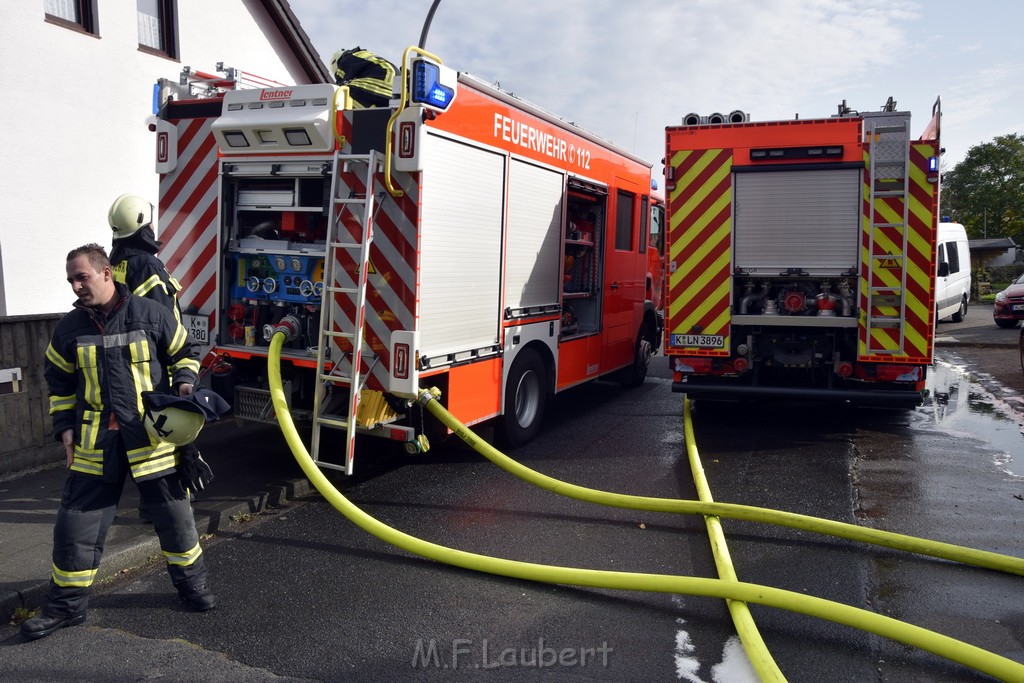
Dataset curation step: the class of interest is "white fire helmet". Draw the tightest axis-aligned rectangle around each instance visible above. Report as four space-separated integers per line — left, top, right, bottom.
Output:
108 194 154 240
142 389 230 447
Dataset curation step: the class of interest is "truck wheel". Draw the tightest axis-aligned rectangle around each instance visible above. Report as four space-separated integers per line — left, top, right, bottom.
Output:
498 348 547 447
951 296 967 323
621 321 655 387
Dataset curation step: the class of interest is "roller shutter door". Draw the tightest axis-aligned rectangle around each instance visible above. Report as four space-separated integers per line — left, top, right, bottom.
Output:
734 168 860 276
419 134 504 358
505 159 563 311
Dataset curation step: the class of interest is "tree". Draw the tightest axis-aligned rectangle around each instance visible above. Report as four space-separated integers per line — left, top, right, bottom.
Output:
941 133 1024 246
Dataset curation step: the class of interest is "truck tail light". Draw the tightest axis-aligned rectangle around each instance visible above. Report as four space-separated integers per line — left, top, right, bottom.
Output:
393 342 410 379
157 132 169 163
733 357 749 373
399 122 415 158
836 361 853 378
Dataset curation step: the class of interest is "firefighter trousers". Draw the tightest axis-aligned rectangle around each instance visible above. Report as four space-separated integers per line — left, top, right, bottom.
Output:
42 451 208 618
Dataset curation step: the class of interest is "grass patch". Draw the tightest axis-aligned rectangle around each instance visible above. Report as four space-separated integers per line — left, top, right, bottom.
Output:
9 606 38 625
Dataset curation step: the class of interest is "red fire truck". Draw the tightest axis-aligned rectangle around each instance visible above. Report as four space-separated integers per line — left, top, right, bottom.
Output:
151 49 664 473
663 98 941 406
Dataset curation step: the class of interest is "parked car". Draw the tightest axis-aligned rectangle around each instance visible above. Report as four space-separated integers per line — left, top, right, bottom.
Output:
993 272 1024 328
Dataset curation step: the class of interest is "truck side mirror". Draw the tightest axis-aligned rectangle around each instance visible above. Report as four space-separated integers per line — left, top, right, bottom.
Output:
937 262 950 277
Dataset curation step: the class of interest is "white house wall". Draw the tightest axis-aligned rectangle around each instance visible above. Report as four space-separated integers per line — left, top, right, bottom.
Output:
0 1 322 316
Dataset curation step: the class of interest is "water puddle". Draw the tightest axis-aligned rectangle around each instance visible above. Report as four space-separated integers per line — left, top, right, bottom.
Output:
917 356 1024 477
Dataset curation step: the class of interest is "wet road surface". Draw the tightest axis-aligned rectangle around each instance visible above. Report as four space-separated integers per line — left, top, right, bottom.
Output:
3 348 1023 681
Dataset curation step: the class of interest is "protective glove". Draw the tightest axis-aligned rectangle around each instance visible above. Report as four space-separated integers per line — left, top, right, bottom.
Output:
179 445 215 494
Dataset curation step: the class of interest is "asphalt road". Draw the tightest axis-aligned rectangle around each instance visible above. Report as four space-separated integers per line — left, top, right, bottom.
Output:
2 328 1023 681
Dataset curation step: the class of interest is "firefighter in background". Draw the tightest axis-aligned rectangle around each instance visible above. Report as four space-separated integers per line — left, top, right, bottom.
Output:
108 194 182 322
108 194 213 522
20 244 214 641
329 47 397 108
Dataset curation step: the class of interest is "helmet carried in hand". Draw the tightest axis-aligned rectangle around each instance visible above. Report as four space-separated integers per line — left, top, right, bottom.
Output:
142 389 230 446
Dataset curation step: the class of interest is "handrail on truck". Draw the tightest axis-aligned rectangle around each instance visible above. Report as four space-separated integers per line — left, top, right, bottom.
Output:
383 45 449 198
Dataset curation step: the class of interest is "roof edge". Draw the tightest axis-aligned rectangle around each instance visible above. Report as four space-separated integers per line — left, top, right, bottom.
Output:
260 0 331 84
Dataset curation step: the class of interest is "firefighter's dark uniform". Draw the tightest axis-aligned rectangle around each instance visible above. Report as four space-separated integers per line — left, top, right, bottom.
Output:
41 283 204 618
332 47 397 109
110 227 201 517
110 227 182 322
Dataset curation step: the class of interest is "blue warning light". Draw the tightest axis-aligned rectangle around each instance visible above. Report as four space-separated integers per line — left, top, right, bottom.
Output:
411 60 455 112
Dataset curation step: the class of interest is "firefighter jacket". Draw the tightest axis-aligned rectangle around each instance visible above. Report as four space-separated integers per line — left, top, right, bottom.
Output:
110 227 183 322
332 47 397 108
45 283 201 482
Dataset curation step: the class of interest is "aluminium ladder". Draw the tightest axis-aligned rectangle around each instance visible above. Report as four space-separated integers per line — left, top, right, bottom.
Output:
310 150 382 475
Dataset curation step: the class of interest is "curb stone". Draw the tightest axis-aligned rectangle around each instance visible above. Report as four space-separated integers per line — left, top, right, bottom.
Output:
2 476 313 625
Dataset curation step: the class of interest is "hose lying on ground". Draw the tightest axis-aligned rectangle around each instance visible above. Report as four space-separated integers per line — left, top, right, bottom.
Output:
267 331 1024 680
682 397 783 682
415 387 1024 578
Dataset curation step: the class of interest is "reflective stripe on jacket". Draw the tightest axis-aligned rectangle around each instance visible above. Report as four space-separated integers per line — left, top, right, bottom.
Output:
112 250 183 323
334 48 397 107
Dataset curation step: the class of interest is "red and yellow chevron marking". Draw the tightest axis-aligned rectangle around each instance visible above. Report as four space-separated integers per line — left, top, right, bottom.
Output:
903 142 939 359
857 144 938 361
158 117 220 324
328 140 420 391
666 148 732 356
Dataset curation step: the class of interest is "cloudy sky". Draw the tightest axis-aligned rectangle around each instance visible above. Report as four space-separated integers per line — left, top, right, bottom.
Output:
287 0 1022 176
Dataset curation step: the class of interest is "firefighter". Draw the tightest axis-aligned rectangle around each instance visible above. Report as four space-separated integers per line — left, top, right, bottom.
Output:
20 244 214 641
329 47 397 109
108 194 212 522
108 194 182 323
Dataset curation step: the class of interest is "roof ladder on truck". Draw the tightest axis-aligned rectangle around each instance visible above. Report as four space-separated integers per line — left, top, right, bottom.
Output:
862 110 912 355
310 151 382 475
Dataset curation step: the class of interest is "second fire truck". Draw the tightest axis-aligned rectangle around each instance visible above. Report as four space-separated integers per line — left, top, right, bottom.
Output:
664 98 942 406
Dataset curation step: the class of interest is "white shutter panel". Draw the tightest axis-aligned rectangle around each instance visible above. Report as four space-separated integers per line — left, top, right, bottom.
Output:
505 159 563 310
419 134 504 358
734 168 860 276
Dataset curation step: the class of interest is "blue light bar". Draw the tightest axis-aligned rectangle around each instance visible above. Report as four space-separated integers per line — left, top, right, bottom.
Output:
928 156 939 172
411 60 454 112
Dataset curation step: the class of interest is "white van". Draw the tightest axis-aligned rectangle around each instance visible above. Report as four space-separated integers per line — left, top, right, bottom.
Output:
935 221 971 322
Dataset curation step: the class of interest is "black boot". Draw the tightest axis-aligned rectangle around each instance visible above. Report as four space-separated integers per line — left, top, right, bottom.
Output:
178 584 216 612
20 612 86 640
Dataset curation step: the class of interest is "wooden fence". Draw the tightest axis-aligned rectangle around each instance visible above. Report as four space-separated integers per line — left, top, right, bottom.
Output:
0 314 62 475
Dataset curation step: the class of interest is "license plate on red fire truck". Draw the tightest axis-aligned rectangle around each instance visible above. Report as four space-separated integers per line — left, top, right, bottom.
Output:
671 334 725 349
183 314 210 346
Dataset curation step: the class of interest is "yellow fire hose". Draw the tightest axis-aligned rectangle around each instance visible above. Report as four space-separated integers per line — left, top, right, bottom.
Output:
414 386 1024 578
267 332 1024 680
683 398 782 681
